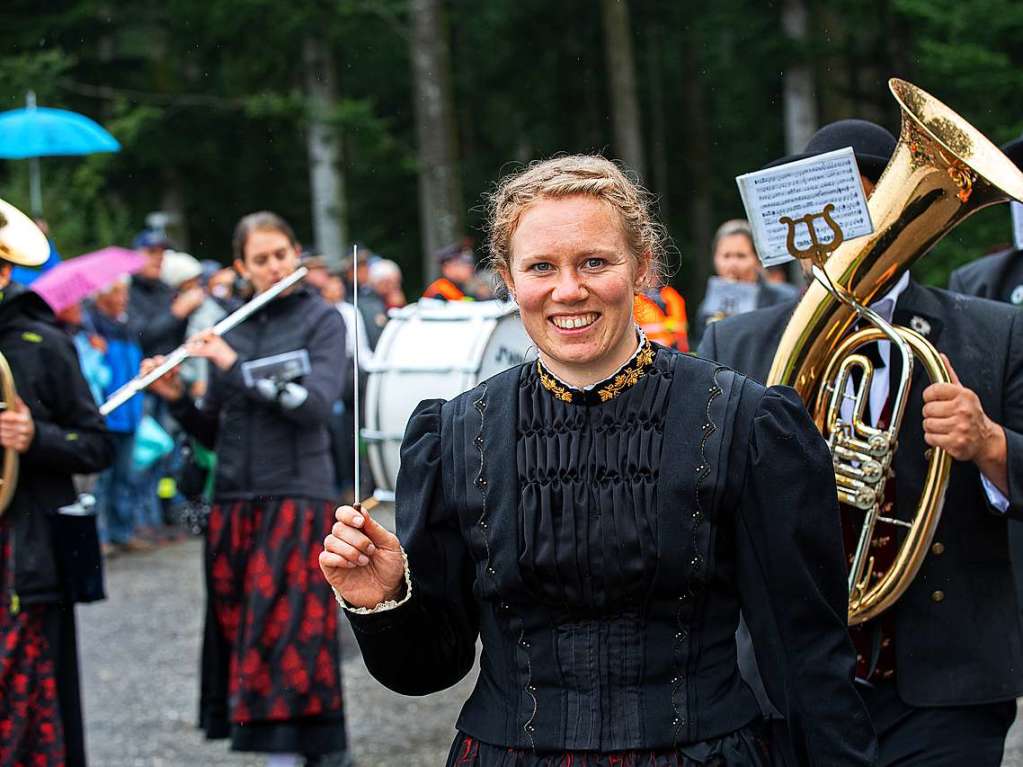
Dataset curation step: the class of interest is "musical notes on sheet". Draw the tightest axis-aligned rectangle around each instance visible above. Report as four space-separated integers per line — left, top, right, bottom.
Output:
736 147 874 267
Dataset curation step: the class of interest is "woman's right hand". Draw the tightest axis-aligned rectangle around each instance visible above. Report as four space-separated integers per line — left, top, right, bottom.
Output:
140 356 184 402
320 504 407 609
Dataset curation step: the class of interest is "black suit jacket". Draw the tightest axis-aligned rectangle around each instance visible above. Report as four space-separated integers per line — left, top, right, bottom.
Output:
698 280 1023 706
949 247 1023 305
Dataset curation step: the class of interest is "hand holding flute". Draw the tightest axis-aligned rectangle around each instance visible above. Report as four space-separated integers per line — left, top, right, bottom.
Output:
139 330 238 402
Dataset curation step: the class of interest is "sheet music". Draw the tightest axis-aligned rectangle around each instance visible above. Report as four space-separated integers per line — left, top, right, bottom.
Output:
736 147 874 267
702 276 759 318
1012 201 1023 252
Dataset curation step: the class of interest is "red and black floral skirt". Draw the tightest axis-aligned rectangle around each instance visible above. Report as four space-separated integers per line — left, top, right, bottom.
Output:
199 497 346 756
0 519 83 767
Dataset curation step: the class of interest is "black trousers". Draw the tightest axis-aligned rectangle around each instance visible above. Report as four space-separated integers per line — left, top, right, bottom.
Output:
858 681 1016 766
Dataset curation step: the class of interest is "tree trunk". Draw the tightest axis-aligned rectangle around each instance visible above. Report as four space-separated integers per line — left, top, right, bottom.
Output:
601 0 646 181
645 18 669 222
781 0 818 155
303 35 347 271
158 167 189 250
781 0 817 283
409 0 464 282
681 30 713 305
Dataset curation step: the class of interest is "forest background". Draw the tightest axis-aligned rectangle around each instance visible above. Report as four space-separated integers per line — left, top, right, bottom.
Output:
1 0 1021 303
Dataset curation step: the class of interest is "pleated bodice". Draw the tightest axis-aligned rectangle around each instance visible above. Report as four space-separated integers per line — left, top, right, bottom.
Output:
516 345 672 613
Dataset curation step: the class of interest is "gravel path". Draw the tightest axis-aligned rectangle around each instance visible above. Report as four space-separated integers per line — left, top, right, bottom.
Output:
78 524 1023 766
79 525 474 766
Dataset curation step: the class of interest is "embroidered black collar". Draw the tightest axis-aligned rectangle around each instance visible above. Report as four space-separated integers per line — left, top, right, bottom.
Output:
536 336 656 405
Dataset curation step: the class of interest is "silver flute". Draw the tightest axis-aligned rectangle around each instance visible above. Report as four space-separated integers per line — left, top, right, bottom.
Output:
99 266 309 416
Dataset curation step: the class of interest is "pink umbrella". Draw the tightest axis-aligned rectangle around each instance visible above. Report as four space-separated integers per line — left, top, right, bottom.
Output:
31 246 145 312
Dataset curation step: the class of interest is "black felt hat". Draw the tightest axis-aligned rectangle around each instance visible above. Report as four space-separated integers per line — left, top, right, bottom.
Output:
1001 136 1023 172
764 119 897 182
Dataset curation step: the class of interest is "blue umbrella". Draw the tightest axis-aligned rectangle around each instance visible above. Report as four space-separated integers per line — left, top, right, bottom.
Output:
0 92 120 214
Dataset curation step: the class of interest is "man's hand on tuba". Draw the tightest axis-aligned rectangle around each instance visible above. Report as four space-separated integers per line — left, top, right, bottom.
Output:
0 396 35 453
923 354 1007 494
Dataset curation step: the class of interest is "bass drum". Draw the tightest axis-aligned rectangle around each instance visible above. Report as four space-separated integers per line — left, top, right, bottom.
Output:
364 300 532 499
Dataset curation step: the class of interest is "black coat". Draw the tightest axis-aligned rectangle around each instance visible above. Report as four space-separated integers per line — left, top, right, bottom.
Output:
171 286 346 502
349 350 877 765
0 283 114 605
128 274 188 355
698 281 1023 706
949 247 1023 306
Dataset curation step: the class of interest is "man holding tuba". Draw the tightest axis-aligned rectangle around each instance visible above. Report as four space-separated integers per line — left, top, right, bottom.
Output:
0 200 114 767
700 119 1023 766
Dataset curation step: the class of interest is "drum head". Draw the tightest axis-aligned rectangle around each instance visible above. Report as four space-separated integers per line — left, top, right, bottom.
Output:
364 300 531 495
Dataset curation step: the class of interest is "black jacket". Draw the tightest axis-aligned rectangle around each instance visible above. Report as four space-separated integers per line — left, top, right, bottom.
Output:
128 274 188 355
0 283 114 605
699 281 1023 706
949 247 1023 306
349 351 877 765
171 286 346 502
691 278 796 349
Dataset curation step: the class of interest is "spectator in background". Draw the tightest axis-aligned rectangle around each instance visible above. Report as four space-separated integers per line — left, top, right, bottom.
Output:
207 265 242 313
87 277 148 555
323 273 371 363
54 301 110 407
422 241 486 301
321 270 343 305
369 258 406 310
319 273 369 503
302 254 330 293
342 248 386 349
164 251 219 399
692 219 796 347
128 229 204 356
130 234 203 544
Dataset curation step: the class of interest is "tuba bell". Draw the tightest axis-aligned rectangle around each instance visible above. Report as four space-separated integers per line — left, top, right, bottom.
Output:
767 78 1023 625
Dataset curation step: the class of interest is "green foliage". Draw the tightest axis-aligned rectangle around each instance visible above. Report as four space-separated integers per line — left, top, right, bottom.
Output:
0 0 1019 295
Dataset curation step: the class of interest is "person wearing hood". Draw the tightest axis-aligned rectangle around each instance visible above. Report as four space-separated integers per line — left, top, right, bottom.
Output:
86 277 147 555
0 199 114 766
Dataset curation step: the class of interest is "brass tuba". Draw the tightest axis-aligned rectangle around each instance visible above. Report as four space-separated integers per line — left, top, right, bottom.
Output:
767 78 1023 625
0 352 17 514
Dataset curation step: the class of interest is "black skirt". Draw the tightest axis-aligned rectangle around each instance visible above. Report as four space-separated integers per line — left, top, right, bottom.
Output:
198 497 346 756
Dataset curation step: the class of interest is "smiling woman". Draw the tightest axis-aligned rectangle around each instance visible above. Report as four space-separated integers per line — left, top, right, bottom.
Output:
322 156 879 766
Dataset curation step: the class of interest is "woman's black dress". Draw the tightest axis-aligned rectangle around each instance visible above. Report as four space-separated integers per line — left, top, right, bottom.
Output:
347 338 877 766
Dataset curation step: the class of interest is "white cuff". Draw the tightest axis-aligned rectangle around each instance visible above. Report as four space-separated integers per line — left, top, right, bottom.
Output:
981 473 1011 513
333 547 413 614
